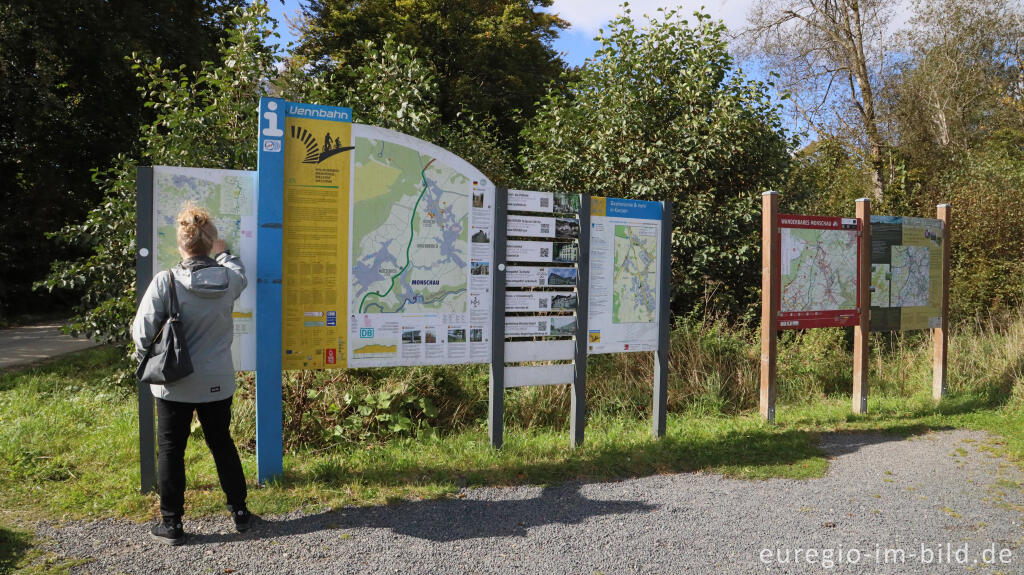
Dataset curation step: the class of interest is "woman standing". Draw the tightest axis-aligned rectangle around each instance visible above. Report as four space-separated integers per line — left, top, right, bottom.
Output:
133 202 251 545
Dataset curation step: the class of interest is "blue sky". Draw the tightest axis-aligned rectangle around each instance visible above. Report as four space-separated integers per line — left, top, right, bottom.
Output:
265 1 758 67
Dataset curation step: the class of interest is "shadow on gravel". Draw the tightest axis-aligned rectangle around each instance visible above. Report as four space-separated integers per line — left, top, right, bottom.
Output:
188 483 656 545
816 430 949 458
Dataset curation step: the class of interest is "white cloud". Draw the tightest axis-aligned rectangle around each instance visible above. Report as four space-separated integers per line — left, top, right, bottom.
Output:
549 0 757 35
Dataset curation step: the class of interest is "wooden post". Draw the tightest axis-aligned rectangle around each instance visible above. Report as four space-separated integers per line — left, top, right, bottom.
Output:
760 191 779 422
933 204 951 401
852 198 871 414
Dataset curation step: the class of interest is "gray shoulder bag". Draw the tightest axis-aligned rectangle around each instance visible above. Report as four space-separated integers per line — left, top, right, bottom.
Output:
136 269 194 384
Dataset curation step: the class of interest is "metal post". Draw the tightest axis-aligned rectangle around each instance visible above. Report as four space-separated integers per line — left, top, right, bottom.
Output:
933 204 951 401
571 194 591 448
760 192 779 422
853 198 871 414
653 200 672 438
135 166 157 494
489 187 508 448
256 97 285 483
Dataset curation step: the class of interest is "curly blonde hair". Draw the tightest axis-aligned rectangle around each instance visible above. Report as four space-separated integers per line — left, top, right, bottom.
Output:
176 201 218 257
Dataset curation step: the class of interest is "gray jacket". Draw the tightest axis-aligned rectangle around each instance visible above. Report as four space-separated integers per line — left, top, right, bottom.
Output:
132 253 246 403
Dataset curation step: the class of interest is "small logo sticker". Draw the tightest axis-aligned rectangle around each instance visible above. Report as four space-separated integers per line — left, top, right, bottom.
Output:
210 386 221 393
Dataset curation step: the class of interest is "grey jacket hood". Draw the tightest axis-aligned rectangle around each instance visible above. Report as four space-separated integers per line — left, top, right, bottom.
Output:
176 256 232 296
132 252 247 403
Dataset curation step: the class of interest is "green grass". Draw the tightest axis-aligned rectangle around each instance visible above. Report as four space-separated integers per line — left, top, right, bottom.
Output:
0 348 829 522
1 314 1023 534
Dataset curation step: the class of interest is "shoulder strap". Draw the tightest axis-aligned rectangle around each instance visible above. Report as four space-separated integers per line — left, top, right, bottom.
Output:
167 268 181 318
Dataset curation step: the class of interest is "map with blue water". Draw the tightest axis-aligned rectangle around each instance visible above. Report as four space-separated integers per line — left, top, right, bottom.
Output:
350 137 469 314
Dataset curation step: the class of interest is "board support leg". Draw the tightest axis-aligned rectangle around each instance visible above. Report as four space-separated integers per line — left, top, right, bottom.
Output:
652 200 672 438
853 198 871 414
571 194 591 448
489 187 508 449
760 191 779 422
933 204 951 402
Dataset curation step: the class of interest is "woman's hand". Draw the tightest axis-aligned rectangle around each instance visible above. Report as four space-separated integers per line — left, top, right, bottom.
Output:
212 239 227 254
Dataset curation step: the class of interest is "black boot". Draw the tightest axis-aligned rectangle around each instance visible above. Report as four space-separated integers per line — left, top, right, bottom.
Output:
231 508 253 533
150 517 185 546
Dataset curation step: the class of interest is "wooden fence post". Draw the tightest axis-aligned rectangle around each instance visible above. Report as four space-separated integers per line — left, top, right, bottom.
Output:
933 204 951 401
760 191 779 422
852 198 871 414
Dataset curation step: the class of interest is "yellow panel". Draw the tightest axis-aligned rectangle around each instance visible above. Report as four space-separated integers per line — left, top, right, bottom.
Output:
281 117 351 369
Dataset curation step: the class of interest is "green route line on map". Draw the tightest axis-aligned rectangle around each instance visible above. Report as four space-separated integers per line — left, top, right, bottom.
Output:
358 157 436 313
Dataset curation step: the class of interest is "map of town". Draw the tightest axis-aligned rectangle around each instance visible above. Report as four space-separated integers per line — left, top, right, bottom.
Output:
153 167 254 272
351 136 469 315
612 224 658 323
780 228 858 312
890 245 931 307
152 166 256 370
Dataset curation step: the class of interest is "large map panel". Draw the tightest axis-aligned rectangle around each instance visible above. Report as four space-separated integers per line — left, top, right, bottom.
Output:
869 215 944 331
348 124 494 367
778 215 860 329
588 197 662 354
151 166 258 370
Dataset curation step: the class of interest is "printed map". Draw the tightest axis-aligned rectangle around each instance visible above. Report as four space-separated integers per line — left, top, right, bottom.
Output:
780 229 858 312
351 136 469 315
612 224 658 323
151 166 257 370
154 168 254 271
890 245 930 307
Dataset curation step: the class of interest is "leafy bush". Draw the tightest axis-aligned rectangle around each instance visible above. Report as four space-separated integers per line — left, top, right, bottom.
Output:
939 130 1024 318
37 3 280 354
520 7 794 320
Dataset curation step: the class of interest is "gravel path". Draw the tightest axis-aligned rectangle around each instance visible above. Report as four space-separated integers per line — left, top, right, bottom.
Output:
25 429 1024 574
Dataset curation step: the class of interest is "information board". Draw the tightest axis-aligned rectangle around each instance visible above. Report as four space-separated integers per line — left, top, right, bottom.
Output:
347 124 495 367
150 166 258 370
280 103 353 370
777 215 861 329
587 197 662 354
869 216 944 331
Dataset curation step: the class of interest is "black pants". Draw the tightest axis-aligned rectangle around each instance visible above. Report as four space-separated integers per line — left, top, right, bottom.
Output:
156 396 247 521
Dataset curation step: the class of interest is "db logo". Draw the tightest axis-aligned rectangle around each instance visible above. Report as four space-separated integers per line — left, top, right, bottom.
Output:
325 349 336 364
360 328 374 338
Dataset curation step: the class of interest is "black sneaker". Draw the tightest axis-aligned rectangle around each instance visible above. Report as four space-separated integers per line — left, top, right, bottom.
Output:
231 508 252 533
150 519 185 546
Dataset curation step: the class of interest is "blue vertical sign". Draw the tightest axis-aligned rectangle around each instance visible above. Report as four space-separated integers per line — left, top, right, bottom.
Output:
256 97 285 483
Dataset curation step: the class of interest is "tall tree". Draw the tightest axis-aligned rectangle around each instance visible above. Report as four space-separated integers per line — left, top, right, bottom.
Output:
742 0 894 201
0 0 243 320
295 0 568 146
893 0 1023 153
521 8 794 319
41 2 279 347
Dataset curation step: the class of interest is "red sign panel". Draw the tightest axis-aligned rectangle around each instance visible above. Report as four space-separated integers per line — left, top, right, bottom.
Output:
325 348 337 365
776 214 861 330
